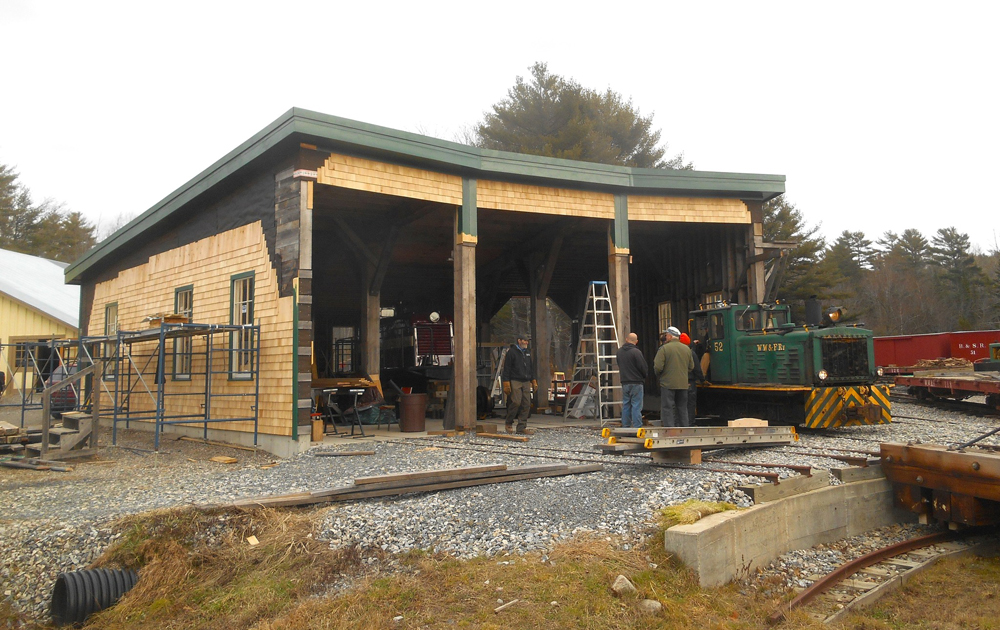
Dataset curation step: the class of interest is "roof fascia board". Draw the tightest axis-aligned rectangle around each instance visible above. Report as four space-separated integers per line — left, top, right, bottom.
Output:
66 111 300 283
66 107 786 283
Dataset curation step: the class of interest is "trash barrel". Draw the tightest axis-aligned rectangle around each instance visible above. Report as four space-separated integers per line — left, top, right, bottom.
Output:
398 393 428 432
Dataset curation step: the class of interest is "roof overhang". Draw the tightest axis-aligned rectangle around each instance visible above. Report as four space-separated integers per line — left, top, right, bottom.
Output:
65 107 785 284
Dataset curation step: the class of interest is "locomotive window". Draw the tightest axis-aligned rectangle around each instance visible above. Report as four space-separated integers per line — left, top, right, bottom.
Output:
765 310 788 328
694 315 709 342
735 307 760 331
709 314 725 340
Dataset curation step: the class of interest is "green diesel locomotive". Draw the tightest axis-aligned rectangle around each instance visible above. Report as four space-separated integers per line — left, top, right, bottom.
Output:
690 302 890 429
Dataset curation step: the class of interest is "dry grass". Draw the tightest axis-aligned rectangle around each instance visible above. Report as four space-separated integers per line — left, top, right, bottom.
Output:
831 553 1000 630
54 504 999 630
82 507 363 629
254 534 778 630
74 506 783 630
658 500 739 531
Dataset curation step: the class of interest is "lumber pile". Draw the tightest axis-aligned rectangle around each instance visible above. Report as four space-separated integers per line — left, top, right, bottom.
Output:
207 463 603 509
914 357 973 369
0 457 74 472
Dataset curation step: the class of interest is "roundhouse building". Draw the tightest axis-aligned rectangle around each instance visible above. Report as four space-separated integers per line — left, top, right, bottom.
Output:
65 108 784 456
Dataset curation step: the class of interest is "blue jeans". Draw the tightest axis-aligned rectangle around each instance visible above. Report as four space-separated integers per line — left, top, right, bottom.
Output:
621 383 644 428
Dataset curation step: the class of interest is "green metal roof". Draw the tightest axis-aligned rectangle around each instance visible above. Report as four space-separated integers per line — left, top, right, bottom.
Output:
65 107 785 284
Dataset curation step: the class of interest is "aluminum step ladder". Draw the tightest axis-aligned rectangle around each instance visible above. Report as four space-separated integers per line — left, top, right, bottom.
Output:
564 281 621 425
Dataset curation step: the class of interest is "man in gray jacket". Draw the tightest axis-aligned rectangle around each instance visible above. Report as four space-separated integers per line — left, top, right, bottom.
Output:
653 326 695 427
615 333 647 428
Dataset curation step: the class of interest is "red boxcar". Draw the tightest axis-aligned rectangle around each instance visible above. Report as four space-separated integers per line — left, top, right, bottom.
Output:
950 331 1000 361
875 330 1000 371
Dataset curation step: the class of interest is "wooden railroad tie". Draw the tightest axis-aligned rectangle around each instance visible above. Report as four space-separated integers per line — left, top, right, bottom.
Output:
205 462 603 509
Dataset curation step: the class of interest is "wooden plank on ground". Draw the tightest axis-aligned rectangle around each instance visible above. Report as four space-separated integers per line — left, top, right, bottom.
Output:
832 464 885 483
314 450 375 457
326 464 566 496
353 464 507 486
738 470 829 504
476 433 530 442
223 464 603 509
596 443 647 454
178 436 258 452
0 421 19 436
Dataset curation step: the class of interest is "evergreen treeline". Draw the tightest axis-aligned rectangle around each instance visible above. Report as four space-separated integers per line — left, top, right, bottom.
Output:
764 197 1000 334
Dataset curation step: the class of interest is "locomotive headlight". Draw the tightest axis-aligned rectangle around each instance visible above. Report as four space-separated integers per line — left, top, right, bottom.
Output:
429 312 441 323
818 369 829 381
877 367 884 377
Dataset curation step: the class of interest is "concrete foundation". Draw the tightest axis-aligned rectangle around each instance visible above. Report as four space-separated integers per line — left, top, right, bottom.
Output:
664 478 917 587
108 420 311 459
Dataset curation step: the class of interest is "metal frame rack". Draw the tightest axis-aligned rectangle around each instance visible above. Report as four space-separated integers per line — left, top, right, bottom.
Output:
83 322 261 451
0 338 80 427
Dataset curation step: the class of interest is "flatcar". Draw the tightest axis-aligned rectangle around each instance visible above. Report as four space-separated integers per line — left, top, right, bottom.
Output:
690 302 890 429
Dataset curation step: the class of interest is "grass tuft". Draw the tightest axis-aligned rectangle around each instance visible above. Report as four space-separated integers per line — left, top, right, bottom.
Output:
658 499 739 532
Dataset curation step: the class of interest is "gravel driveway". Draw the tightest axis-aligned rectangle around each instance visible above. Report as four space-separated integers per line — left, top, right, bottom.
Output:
3 401 998 623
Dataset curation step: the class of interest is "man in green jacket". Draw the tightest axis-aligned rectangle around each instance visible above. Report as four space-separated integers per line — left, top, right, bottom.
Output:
653 326 695 427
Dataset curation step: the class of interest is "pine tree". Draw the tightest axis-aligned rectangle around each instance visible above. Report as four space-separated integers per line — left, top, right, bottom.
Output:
476 63 689 169
0 161 96 262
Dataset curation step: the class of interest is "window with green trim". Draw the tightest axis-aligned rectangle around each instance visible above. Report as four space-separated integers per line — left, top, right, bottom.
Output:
104 302 118 380
230 273 255 379
173 286 193 380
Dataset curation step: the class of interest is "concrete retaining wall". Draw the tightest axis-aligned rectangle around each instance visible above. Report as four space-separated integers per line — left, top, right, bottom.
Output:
663 478 916 587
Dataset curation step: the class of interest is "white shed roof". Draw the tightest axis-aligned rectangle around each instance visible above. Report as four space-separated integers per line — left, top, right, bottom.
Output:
0 248 80 329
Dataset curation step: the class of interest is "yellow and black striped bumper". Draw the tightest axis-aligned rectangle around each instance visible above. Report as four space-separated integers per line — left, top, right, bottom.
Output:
804 385 891 429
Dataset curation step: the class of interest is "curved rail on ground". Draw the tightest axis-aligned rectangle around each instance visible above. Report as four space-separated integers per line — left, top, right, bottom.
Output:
768 530 957 624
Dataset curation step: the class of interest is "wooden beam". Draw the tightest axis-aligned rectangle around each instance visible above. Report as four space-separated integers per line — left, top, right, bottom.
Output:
331 215 378 268
369 222 402 296
479 219 572 278
536 230 565 299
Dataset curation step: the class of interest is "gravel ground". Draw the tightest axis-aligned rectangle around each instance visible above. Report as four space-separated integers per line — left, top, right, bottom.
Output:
3 401 999 624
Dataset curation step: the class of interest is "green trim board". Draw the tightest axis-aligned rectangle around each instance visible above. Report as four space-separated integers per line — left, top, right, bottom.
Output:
66 108 785 284
460 178 477 237
613 194 629 250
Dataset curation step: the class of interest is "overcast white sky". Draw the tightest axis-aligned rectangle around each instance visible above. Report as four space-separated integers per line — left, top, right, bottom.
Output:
2 1 997 253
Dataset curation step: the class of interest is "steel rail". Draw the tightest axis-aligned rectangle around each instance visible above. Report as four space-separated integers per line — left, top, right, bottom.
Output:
767 530 958 624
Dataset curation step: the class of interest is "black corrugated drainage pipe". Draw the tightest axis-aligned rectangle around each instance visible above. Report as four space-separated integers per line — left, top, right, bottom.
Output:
50 568 139 625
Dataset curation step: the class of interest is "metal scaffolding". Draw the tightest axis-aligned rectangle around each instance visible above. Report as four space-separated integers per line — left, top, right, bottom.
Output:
83 322 261 451
0 338 80 427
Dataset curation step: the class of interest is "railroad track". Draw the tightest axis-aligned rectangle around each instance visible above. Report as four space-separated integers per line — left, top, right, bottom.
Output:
769 530 983 624
890 391 1000 417
391 433 884 485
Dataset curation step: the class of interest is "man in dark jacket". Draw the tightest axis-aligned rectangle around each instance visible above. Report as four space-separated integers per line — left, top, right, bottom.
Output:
680 333 707 423
502 335 537 434
616 333 647 428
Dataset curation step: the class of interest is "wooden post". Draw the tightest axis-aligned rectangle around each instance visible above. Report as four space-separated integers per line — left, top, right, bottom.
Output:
41 388 50 457
607 235 631 344
745 201 766 304
362 263 380 377
530 295 550 409
454 240 477 429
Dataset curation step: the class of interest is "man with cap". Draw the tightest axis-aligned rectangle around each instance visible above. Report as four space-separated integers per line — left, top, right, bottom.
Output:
653 326 694 427
502 334 537 434
616 332 647 428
